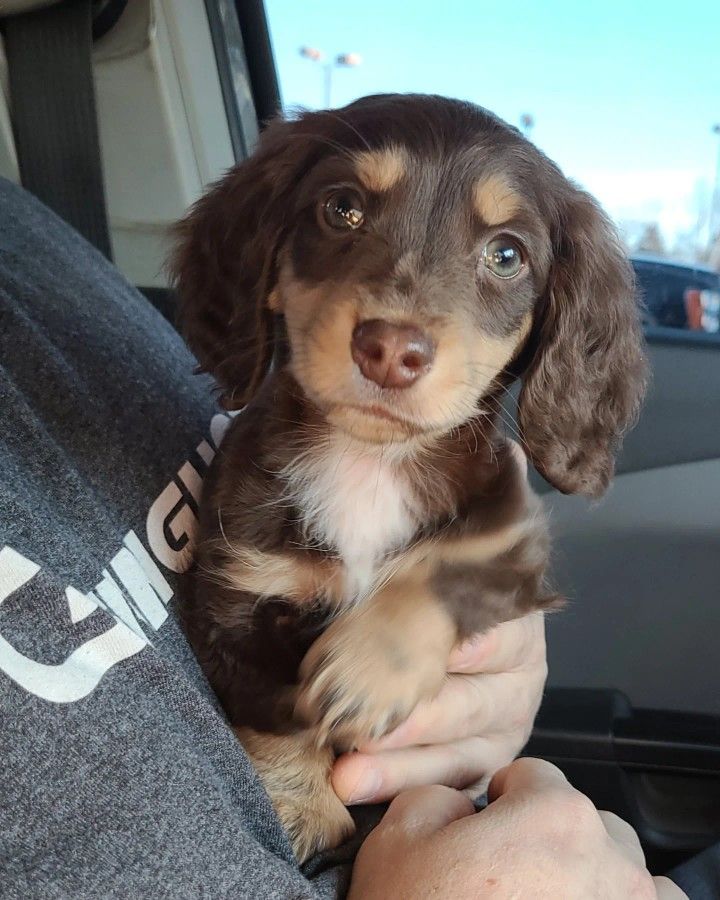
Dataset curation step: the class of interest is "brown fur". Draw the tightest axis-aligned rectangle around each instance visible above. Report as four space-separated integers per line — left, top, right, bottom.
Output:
171 94 647 861
211 545 344 607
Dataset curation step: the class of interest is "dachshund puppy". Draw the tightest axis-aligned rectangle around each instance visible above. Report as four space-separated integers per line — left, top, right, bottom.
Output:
171 94 647 861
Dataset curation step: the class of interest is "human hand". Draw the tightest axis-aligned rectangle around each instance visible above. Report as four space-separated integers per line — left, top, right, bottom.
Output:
348 757 688 899
332 611 547 804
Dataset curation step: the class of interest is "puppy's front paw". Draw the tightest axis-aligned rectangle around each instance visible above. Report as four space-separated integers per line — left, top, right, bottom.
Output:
237 727 355 862
295 612 447 749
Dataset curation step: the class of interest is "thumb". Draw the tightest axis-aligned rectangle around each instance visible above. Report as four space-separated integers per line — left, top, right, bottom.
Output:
380 785 475 837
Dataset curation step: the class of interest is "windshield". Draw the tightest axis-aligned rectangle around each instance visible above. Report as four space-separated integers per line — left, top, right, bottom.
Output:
265 0 720 272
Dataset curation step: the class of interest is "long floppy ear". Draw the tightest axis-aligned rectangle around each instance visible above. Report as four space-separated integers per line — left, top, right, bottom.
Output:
518 187 648 498
169 119 314 409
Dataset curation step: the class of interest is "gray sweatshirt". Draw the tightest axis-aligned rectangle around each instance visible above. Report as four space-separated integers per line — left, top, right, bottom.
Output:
0 177 377 898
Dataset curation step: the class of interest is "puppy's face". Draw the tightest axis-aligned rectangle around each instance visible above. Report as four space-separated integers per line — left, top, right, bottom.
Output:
273 145 550 443
173 95 647 497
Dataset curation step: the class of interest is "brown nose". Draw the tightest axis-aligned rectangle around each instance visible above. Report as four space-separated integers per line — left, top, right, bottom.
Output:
351 319 435 389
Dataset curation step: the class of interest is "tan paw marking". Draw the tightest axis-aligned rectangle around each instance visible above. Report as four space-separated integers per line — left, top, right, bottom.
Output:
295 592 454 748
237 727 355 862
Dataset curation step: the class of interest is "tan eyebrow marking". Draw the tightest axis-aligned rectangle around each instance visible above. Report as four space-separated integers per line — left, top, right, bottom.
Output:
353 146 407 192
473 173 521 225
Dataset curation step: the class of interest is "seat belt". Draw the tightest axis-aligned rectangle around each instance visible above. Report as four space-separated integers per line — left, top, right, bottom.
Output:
4 0 113 259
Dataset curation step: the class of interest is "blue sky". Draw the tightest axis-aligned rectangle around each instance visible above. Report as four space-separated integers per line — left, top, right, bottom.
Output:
265 0 720 255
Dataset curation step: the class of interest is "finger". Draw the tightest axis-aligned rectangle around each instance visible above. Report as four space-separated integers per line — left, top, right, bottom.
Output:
447 630 496 673
653 877 689 899
448 612 546 675
333 736 510 805
380 784 475 836
598 810 645 865
366 669 537 751
488 756 569 801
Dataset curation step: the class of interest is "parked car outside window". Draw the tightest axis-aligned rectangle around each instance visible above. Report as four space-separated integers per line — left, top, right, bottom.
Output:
632 256 720 332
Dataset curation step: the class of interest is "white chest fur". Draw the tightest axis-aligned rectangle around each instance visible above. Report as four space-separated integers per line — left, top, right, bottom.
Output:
281 438 417 601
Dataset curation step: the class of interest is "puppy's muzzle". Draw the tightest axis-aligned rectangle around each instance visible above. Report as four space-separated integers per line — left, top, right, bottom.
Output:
351 319 435 389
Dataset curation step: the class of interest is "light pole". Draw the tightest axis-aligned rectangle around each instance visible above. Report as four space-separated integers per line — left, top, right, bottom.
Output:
709 123 720 248
519 113 535 140
299 47 362 108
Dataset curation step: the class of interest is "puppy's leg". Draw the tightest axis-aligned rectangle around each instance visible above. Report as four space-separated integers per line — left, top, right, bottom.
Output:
295 518 555 749
236 727 355 863
295 577 456 749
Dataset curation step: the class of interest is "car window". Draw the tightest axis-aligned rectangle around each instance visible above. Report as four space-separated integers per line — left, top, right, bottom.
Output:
265 0 720 337
633 262 720 331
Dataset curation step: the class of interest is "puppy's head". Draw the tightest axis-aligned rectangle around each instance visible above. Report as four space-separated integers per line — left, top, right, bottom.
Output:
171 94 647 498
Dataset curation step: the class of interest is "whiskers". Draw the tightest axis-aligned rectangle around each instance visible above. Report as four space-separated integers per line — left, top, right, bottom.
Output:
279 126 370 164
464 361 532 457
297 110 374 154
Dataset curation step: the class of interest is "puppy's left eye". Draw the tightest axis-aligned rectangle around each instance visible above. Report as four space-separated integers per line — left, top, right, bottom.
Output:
482 236 525 279
322 190 365 230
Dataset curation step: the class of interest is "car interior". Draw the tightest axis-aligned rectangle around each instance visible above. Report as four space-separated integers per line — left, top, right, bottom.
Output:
1 0 718 879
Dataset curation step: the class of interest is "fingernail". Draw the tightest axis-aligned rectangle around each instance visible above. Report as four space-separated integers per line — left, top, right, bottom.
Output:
346 768 383 804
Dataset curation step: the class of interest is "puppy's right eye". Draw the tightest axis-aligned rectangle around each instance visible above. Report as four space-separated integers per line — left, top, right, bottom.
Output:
322 190 365 231
482 236 525 279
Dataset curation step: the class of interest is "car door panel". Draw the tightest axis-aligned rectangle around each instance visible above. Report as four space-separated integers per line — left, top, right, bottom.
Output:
532 336 720 714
